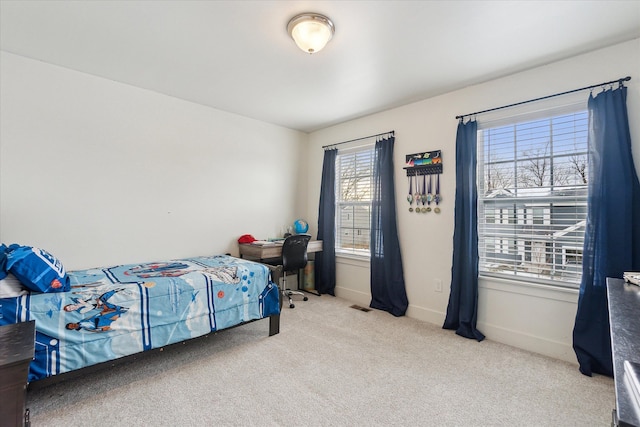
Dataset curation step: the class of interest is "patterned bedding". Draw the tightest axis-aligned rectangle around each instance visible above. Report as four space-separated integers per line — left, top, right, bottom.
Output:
0 254 280 382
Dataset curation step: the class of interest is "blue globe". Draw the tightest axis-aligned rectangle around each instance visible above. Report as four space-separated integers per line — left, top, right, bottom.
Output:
294 219 309 234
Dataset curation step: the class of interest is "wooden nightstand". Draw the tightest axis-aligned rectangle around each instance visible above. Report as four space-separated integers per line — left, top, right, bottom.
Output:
0 321 35 427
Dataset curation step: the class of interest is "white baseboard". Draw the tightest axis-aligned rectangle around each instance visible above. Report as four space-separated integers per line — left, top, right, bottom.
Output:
335 288 446 325
334 286 576 364
405 305 446 325
334 286 370 307
478 321 577 364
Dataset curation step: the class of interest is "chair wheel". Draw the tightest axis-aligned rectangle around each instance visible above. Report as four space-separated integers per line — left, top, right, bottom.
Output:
290 303 295 309
303 297 308 301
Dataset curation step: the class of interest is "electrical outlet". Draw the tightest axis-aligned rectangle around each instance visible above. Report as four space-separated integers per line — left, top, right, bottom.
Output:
434 279 443 293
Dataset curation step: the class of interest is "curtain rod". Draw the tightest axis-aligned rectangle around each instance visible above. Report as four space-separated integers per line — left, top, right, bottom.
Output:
322 130 395 149
455 76 631 120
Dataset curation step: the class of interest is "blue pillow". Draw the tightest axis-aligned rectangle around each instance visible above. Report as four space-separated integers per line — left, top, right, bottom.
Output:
4 245 70 293
0 243 9 280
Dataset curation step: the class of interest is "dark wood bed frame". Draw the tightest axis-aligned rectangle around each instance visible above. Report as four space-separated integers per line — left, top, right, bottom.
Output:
27 264 283 391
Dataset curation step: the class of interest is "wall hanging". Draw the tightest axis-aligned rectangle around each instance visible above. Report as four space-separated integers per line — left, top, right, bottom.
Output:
403 150 442 214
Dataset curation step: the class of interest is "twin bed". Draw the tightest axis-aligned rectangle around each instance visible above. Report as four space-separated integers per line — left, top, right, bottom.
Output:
0 250 281 383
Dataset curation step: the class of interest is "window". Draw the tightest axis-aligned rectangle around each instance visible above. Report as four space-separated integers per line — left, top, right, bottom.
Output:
335 145 374 256
477 108 588 287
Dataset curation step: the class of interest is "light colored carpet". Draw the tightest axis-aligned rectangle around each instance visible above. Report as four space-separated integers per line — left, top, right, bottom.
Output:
27 294 614 426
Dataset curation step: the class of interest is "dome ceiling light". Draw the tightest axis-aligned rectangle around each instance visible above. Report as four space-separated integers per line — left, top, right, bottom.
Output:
287 13 335 54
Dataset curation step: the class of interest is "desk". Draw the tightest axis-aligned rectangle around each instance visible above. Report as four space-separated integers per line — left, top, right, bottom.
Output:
239 240 323 294
607 277 640 427
239 240 322 261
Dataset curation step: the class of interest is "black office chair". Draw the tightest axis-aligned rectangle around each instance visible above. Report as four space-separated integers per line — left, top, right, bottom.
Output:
281 234 311 309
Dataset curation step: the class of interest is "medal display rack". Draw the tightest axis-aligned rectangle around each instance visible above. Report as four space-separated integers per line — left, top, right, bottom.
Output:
403 150 442 176
403 150 443 214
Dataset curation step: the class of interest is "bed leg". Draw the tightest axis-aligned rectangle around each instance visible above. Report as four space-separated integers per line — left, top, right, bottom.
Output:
269 314 280 336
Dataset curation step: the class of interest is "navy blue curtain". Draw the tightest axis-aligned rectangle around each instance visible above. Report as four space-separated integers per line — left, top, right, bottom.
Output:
315 148 337 295
370 135 408 316
443 120 485 341
573 85 640 377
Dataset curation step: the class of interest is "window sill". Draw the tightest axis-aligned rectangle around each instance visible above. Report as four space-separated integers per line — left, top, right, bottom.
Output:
336 252 370 266
479 274 579 303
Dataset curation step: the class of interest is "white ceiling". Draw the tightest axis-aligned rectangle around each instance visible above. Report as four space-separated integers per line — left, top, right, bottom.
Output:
1 1 639 133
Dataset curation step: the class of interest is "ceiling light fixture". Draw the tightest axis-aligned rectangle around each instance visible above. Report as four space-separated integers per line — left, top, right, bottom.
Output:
287 13 335 54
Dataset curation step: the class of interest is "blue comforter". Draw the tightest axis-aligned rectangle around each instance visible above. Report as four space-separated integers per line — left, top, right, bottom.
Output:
0 254 279 382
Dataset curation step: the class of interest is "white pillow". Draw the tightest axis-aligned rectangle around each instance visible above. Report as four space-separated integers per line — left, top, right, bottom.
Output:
0 273 29 298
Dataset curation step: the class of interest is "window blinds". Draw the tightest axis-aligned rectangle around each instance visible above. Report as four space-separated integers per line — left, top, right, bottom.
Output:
477 110 588 286
335 146 374 255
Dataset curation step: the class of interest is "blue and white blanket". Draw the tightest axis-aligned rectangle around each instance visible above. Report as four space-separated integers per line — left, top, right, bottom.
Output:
0 254 279 382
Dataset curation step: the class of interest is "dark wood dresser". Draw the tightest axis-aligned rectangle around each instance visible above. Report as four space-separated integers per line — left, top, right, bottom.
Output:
0 320 35 427
607 278 640 427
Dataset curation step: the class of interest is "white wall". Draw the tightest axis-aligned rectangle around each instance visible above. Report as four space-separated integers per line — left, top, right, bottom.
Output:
305 39 640 363
0 52 307 269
